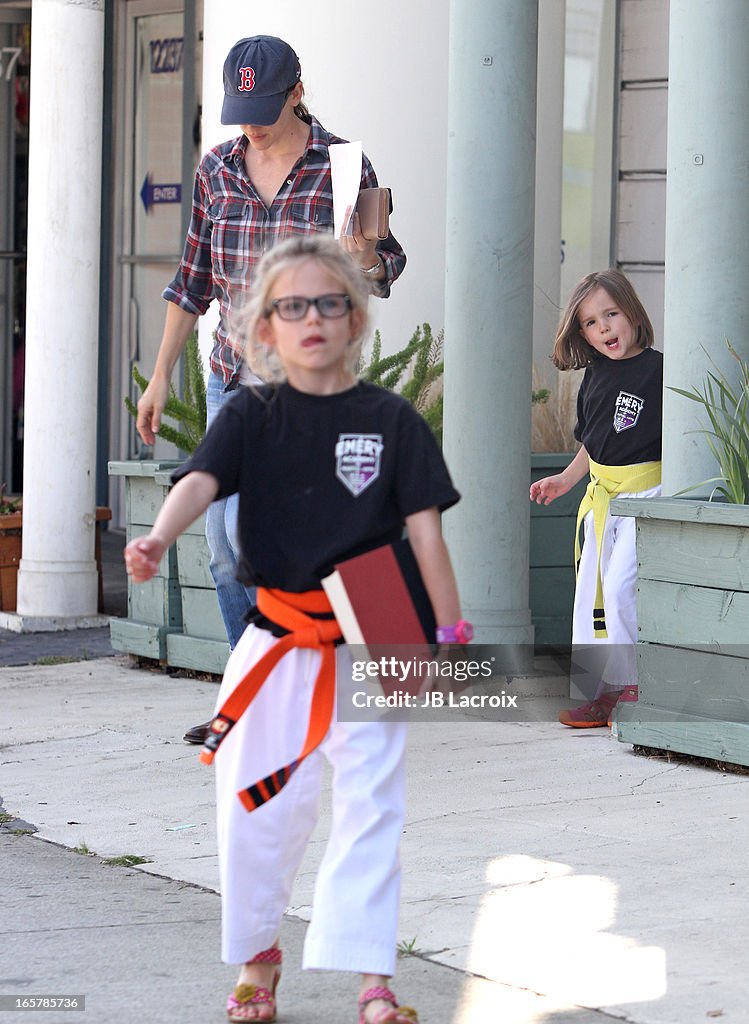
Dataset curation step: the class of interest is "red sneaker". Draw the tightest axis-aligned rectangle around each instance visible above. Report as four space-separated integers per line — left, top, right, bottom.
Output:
559 690 622 728
608 685 639 727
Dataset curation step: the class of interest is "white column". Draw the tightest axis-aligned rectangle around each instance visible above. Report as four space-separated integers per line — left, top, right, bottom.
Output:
443 0 538 648
662 0 749 495
532 0 565 385
14 0 104 623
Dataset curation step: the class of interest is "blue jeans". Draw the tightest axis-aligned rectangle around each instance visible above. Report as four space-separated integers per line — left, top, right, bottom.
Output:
205 371 256 649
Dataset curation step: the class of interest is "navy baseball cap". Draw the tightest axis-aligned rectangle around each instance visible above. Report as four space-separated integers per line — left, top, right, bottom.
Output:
221 36 302 126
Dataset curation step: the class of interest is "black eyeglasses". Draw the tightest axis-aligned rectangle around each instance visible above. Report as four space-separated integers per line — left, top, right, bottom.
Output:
268 294 352 321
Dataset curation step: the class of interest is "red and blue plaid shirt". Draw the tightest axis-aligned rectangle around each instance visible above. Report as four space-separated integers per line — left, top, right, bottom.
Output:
163 116 407 384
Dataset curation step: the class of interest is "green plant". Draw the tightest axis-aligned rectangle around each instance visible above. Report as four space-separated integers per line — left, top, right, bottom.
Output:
102 854 152 867
396 935 421 957
0 483 21 515
73 841 95 856
669 341 749 503
125 334 207 454
360 324 444 442
35 652 90 666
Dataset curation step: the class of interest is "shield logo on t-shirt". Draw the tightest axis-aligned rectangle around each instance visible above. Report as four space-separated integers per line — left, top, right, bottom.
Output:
335 433 383 496
613 391 644 433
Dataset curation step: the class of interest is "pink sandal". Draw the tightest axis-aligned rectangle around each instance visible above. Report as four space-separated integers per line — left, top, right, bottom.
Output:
227 946 282 1023
358 986 419 1024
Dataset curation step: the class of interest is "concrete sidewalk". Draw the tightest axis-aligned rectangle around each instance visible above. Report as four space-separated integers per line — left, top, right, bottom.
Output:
1 654 747 1023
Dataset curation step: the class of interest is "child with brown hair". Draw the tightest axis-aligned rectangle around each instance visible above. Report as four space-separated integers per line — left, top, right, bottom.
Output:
530 269 662 727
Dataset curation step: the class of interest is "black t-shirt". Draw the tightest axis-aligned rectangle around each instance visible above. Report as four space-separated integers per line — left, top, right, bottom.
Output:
574 348 663 464
173 381 460 592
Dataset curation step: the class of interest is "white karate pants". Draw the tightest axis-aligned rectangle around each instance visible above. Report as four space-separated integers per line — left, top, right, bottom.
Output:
213 623 407 975
572 484 661 691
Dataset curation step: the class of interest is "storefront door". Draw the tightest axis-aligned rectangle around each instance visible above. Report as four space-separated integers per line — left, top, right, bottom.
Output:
0 7 29 495
112 0 199 466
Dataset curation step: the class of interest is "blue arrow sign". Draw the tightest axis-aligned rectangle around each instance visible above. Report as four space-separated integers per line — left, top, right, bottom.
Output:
140 174 182 213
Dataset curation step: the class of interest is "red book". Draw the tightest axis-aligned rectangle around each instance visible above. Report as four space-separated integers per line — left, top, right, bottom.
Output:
322 538 436 651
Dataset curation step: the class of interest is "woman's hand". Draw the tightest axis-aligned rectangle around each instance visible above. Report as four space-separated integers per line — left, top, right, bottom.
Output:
339 213 381 273
136 375 171 446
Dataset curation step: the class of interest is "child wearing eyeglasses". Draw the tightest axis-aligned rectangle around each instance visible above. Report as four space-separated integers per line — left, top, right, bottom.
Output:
124 234 466 1024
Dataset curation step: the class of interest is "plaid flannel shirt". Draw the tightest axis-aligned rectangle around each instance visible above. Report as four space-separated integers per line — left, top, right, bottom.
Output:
163 116 407 384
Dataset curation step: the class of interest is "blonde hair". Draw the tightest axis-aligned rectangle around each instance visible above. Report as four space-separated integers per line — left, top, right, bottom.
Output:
238 235 371 384
552 268 655 370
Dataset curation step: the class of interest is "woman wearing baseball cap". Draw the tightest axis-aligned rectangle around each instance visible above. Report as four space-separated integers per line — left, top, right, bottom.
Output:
136 34 406 740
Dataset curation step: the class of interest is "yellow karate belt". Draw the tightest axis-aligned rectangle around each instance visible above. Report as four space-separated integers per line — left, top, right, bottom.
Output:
575 459 661 638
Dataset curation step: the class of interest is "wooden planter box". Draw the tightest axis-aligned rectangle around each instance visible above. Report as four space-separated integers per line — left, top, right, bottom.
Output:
610 497 749 765
0 511 22 611
167 512 230 674
108 461 183 661
0 507 111 613
108 460 229 673
530 453 587 647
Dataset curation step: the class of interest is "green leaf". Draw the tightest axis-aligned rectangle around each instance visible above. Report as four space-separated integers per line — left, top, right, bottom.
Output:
671 476 726 497
163 394 202 426
155 424 195 451
667 340 749 504
360 324 443 442
124 333 207 453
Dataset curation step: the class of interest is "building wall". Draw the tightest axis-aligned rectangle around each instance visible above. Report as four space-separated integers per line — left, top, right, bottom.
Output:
615 0 669 348
560 0 616 300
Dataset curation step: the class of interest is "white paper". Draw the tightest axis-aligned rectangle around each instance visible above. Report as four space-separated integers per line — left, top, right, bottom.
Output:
330 141 363 239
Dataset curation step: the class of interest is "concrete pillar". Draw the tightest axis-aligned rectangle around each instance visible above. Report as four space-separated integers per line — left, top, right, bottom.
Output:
532 0 564 386
662 0 749 495
443 0 538 647
14 0 104 623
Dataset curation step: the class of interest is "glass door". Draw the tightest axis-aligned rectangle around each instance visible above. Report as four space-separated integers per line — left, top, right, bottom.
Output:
0 7 30 495
112 0 200 467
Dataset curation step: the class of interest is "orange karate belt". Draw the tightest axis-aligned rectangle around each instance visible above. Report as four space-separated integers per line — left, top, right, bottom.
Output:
199 587 342 812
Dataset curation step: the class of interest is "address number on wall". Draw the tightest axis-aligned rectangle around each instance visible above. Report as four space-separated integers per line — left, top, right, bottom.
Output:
1 48 21 81
149 37 183 74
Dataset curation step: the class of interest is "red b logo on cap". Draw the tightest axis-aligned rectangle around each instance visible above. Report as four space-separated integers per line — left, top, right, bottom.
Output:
238 66 255 92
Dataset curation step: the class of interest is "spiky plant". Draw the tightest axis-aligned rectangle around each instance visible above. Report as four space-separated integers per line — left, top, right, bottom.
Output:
125 333 207 454
360 324 444 443
669 340 749 504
